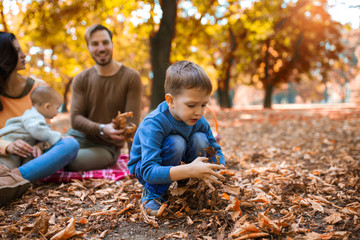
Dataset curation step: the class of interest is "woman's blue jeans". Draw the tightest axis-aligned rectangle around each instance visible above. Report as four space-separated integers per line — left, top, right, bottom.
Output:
18 137 79 181
135 132 209 201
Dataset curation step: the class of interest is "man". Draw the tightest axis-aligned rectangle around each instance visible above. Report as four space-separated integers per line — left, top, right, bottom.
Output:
65 24 142 171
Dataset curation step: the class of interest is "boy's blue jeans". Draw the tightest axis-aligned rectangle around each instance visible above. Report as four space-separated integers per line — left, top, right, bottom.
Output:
135 132 209 202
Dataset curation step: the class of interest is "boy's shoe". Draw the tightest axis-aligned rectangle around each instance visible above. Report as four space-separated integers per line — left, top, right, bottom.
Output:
0 165 30 206
141 187 163 216
144 199 161 216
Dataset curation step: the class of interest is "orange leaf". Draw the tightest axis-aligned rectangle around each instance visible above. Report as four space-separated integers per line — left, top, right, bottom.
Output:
78 218 88 224
174 211 184 218
220 170 235 176
293 146 301 151
221 193 230 200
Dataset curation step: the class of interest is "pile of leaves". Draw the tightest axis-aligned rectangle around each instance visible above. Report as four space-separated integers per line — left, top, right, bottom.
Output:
0 106 359 239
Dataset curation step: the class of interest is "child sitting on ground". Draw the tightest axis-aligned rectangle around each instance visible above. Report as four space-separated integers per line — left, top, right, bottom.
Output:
127 60 226 215
0 86 63 168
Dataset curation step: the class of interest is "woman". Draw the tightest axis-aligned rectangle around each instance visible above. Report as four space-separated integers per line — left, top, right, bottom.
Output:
0 32 79 205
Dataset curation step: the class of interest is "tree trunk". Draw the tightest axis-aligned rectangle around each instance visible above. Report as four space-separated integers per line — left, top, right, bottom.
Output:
217 88 232 108
263 83 274 109
60 77 73 113
217 28 236 108
149 0 177 110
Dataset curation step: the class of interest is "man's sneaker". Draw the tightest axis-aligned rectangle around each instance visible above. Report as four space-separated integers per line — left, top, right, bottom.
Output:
0 165 30 206
141 187 163 216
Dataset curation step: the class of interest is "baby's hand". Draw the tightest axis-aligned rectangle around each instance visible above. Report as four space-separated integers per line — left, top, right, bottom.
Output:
32 145 43 158
188 157 226 190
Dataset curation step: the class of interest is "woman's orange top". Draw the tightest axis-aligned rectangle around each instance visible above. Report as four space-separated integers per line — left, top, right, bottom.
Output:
0 78 46 155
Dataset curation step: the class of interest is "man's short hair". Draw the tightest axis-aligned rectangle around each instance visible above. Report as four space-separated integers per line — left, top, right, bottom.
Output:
30 86 61 106
165 61 212 96
84 24 113 45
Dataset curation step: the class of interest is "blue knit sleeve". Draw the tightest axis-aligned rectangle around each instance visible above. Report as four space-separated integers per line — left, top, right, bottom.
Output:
136 118 173 184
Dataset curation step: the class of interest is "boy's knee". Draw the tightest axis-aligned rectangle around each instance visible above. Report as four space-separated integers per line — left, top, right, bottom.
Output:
163 135 186 156
190 132 209 150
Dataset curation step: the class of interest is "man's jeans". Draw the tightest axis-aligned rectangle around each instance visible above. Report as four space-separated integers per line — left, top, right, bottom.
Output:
135 132 209 201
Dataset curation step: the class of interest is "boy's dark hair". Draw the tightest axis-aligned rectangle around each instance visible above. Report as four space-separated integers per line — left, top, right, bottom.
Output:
165 61 212 96
84 24 113 45
30 86 61 106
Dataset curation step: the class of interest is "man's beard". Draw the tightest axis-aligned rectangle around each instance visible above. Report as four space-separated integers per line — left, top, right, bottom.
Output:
92 53 113 66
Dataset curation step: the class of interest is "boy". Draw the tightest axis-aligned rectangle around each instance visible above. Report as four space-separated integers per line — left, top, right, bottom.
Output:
128 61 225 215
0 86 63 169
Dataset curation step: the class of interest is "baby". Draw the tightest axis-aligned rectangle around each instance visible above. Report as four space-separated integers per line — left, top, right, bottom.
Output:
0 86 63 168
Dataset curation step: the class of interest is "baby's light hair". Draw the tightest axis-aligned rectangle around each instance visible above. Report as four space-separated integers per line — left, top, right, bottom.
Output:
30 86 61 106
164 61 212 96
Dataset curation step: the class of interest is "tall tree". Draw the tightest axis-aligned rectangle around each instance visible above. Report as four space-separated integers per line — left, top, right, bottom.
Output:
149 0 177 110
237 0 344 108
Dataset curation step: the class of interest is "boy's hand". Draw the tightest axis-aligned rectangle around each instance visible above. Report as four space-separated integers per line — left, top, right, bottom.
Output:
188 157 226 188
32 145 43 158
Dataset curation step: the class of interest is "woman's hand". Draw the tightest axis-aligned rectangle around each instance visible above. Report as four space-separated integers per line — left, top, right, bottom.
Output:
6 139 33 158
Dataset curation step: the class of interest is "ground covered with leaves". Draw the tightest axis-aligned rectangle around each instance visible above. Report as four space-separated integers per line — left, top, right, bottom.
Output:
0 105 359 240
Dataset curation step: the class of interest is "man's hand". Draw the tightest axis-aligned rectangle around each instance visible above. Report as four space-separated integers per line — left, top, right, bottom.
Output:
102 123 125 147
6 139 33 158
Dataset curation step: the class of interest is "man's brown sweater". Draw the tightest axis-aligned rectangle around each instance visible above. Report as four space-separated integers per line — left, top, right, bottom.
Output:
70 65 142 146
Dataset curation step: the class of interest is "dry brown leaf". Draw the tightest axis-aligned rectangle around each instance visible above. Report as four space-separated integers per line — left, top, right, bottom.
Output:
324 212 343 224
139 203 159 228
305 232 334 240
99 229 109 239
340 207 359 215
230 222 260 238
50 218 82 240
157 203 168 217
234 232 269 239
258 212 281 235
249 193 270 204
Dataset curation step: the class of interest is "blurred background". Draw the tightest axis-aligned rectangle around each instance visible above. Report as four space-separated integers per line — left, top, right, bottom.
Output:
1 0 359 110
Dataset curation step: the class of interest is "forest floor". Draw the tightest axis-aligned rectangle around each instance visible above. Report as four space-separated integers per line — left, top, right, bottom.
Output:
0 104 359 240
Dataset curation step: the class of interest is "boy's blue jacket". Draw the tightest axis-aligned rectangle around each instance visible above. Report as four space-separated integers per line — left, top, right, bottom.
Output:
128 101 225 184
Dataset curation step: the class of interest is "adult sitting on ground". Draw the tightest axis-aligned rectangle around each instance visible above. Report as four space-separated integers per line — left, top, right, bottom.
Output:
65 24 142 171
0 32 79 205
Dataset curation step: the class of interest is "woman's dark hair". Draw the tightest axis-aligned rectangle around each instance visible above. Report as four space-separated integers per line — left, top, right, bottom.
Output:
0 32 18 95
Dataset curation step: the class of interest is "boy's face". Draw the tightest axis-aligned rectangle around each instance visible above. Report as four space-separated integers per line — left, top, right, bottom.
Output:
40 96 62 119
166 88 210 126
